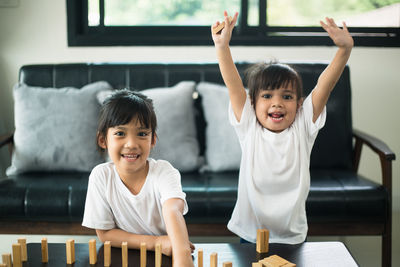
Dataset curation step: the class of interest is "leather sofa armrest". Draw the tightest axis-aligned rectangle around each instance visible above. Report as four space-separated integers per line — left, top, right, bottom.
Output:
352 128 395 189
0 132 14 158
0 132 13 147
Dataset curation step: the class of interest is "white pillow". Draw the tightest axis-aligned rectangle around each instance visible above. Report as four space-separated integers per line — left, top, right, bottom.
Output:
98 81 200 172
197 82 241 171
6 81 112 175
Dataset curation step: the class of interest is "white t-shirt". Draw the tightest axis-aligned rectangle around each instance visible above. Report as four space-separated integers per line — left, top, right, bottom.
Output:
227 92 326 244
82 158 188 236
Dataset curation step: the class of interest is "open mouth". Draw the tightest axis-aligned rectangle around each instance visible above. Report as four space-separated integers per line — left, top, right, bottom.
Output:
268 112 284 122
122 153 140 161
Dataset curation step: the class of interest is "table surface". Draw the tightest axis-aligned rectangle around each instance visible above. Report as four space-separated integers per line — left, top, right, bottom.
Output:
22 241 358 267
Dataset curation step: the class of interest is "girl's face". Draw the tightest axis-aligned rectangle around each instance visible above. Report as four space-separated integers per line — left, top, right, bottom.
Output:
255 86 302 133
98 118 156 181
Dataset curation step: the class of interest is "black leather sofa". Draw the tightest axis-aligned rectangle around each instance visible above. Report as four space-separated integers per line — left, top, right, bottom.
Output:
0 63 395 266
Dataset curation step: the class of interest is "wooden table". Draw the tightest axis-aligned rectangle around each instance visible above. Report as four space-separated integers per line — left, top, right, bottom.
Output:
22 241 358 266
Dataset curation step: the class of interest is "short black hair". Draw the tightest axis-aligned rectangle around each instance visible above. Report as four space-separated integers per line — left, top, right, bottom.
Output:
96 89 157 152
245 62 303 106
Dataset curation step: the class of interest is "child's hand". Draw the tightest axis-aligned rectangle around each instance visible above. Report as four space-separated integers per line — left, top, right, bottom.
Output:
320 17 354 50
211 11 239 49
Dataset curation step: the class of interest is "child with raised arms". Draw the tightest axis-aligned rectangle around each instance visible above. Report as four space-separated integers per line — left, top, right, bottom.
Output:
82 90 194 266
212 11 353 244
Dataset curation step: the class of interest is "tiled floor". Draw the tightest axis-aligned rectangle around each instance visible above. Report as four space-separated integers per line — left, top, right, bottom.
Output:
1 211 398 266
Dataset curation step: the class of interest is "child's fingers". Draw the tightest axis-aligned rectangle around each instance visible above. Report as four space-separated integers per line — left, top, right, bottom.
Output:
327 17 337 27
211 21 221 34
232 11 239 25
342 21 349 32
320 20 329 31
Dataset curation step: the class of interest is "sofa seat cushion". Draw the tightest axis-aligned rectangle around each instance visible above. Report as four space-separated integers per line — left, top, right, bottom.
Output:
307 169 388 223
0 172 89 222
0 170 387 226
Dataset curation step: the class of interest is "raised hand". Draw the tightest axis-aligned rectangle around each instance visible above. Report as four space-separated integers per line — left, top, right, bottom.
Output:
211 11 239 49
320 17 354 49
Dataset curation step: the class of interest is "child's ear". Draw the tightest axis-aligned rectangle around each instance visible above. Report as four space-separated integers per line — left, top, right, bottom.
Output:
151 134 157 148
297 97 304 110
98 134 107 149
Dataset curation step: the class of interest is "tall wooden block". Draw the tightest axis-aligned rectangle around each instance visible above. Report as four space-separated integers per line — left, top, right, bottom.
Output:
17 238 27 262
121 242 128 267
104 241 111 267
41 238 48 263
197 248 203 267
210 252 218 267
1 253 12 267
66 239 75 264
89 239 97 264
155 243 162 267
140 242 146 267
256 229 269 253
12 243 22 267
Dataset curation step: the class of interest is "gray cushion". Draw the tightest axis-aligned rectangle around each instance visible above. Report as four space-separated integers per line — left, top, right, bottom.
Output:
197 82 241 171
6 81 112 175
97 81 200 172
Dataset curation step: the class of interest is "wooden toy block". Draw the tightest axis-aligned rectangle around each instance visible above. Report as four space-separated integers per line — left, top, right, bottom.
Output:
259 254 296 267
121 242 128 267
17 238 27 262
210 252 218 267
41 238 48 263
197 248 203 267
212 16 233 34
1 253 12 267
89 239 97 264
66 239 75 264
0 263 7 267
256 229 269 253
155 243 162 267
252 263 263 267
269 255 288 265
12 243 22 267
140 242 146 267
104 241 111 267
223 261 233 267
282 263 296 267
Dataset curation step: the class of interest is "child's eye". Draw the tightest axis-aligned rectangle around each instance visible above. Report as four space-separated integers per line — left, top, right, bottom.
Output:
138 131 151 137
283 95 293 100
114 131 125 137
262 94 272 99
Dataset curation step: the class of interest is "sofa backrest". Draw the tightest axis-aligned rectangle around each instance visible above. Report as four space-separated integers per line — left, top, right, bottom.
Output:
19 63 353 170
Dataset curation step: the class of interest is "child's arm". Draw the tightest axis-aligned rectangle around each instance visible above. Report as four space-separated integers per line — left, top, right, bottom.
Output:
162 198 194 267
212 11 247 122
312 17 354 122
96 228 174 255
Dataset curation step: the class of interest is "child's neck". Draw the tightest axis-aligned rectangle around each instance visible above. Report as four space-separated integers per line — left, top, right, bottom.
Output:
117 161 149 195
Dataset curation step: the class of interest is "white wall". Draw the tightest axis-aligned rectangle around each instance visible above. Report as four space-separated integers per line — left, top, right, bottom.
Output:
0 0 399 266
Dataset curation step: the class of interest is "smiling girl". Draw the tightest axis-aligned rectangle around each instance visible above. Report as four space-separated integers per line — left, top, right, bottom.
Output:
212 12 353 244
82 90 194 266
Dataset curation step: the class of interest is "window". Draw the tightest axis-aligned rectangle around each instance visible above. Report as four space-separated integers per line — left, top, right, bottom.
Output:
67 0 400 47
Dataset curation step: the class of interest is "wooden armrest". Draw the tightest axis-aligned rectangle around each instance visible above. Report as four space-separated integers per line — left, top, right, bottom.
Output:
0 132 13 148
352 128 395 190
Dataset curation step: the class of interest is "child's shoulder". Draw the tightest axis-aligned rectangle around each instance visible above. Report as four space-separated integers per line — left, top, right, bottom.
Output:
148 158 179 177
149 158 176 170
90 161 116 177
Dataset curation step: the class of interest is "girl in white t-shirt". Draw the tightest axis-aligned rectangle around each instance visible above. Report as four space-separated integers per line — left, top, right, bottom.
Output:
82 90 194 266
212 12 353 244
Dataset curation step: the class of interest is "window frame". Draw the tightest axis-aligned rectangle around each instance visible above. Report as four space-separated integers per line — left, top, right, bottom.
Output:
67 0 400 47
